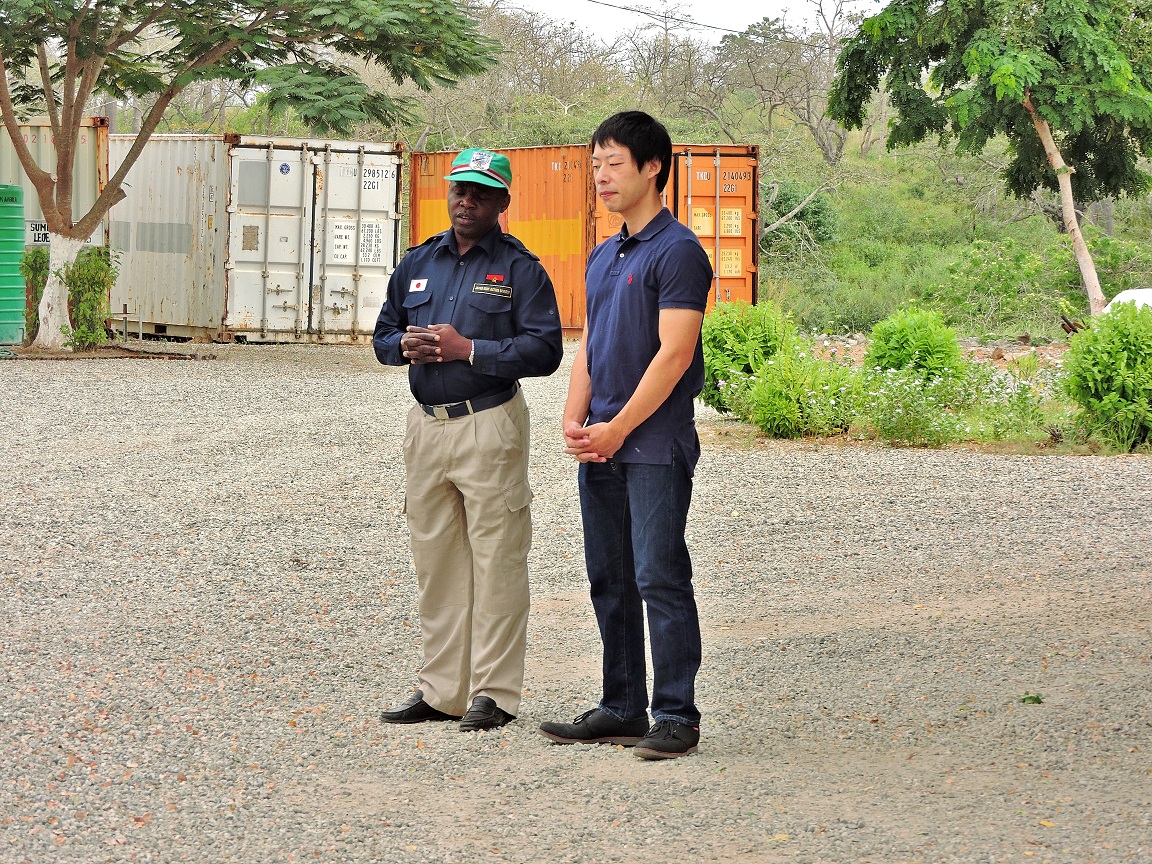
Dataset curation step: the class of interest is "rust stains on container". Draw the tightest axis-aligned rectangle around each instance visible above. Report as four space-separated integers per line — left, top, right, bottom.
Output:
109 134 403 343
0 116 110 246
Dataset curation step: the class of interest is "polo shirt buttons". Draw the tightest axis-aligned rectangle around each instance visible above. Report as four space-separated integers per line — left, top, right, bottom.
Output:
618 253 625 258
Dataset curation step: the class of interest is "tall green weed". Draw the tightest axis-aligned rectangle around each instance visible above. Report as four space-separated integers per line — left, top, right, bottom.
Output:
22 245 118 349
19 247 49 345
60 247 118 350
926 237 1082 337
858 368 969 446
924 231 1152 339
857 361 1048 447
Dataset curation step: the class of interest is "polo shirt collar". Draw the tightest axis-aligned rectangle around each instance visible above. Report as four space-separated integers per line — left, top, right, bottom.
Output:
437 223 503 257
618 207 675 243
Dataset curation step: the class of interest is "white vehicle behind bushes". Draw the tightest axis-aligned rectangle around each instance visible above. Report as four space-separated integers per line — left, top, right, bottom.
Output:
1102 288 1152 314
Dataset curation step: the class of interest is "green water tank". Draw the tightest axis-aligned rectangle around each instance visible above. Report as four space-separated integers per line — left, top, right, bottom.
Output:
0 184 25 345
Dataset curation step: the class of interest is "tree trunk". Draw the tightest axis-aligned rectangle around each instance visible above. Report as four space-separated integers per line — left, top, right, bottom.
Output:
1022 94 1107 316
32 235 86 350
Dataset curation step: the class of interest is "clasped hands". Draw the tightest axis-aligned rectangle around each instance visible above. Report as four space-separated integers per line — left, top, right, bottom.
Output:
563 419 625 463
402 325 623 463
401 324 470 364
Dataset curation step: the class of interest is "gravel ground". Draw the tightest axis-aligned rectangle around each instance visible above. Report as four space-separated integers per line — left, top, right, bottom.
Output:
2 341 1150 864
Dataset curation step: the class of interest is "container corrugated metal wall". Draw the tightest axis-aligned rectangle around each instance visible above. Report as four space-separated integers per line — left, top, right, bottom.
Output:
410 143 758 331
108 135 229 334
411 146 594 329
0 117 109 245
109 134 403 342
596 145 760 311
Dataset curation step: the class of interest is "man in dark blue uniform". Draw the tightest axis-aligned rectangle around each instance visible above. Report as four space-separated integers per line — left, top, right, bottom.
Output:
373 149 563 731
539 112 713 759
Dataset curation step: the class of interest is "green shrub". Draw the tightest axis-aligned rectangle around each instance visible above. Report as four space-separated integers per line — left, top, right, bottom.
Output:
787 239 955 335
60 246 118 350
924 230 1152 339
700 301 796 413
740 336 862 438
864 308 962 379
19 247 49 345
1062 302 1152 452
1091 233 1152 300
802 281 901 335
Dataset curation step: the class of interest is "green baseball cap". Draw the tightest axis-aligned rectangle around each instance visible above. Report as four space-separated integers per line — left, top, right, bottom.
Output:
445 148 512 190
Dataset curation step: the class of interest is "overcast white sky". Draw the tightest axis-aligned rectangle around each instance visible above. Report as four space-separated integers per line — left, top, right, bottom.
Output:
502 0 876 43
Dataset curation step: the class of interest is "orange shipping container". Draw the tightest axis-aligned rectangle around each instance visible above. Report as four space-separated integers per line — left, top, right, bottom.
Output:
409 144 758 332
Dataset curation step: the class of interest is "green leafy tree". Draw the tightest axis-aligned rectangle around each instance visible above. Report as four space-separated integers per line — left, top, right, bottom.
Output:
0 0 497 349
828 0 1152 317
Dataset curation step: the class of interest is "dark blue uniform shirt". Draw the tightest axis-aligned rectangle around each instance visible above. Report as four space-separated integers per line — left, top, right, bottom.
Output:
583 208 713 471
373 225 563 405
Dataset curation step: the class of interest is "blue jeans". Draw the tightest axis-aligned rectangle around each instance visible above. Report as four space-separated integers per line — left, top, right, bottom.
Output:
578 453 701 727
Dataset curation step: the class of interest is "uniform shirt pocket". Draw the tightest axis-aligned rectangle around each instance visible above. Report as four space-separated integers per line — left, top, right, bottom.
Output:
467 290 513 340
401 290 433 327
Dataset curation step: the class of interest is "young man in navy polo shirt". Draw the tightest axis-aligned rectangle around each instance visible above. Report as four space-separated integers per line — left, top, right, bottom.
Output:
539 112 713 759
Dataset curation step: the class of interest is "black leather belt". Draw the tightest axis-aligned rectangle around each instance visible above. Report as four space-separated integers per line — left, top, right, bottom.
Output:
420 383 518 420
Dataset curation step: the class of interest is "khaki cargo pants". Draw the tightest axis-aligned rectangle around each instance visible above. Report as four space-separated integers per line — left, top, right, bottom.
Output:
403 388 533 717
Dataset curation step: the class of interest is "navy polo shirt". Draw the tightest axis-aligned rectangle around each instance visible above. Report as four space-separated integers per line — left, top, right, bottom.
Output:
373 224 563 405
583 207 713 471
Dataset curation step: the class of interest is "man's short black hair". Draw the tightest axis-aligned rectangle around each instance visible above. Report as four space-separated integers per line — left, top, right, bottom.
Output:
591 111 673 193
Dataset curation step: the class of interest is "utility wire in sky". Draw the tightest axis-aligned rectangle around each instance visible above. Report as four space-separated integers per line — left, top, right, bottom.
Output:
515 0 839 51
585 0 751 34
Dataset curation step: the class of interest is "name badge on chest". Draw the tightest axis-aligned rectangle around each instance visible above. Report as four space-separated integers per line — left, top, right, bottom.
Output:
472 281 512 299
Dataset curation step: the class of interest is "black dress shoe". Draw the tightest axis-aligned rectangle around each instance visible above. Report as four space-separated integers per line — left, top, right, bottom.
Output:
380 689 462 724
459 696 515 731
538 708 650 745
633 719 700 760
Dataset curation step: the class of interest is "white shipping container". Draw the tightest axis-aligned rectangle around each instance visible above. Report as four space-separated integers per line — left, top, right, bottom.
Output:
109 133 402 342
0 116 109 245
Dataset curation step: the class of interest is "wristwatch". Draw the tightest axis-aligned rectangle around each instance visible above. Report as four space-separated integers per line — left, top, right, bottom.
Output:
468 340 475 365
